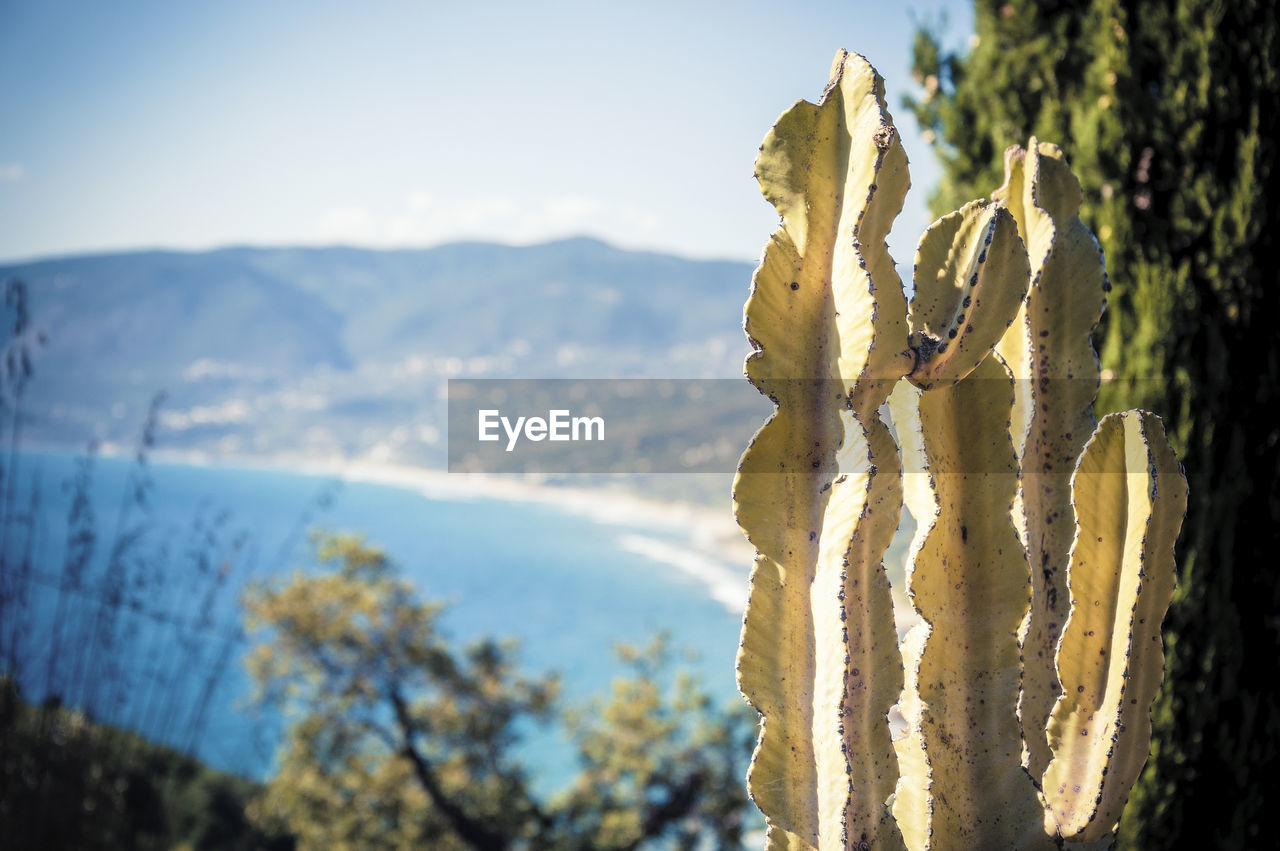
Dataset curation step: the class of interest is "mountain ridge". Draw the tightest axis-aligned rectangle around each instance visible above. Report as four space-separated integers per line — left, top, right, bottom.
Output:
0 238 756 466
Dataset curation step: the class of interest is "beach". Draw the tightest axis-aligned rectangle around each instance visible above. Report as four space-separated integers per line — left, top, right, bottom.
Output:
134 447 758 615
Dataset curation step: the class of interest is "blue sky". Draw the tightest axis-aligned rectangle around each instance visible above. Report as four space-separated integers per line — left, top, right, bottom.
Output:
0 0 973 264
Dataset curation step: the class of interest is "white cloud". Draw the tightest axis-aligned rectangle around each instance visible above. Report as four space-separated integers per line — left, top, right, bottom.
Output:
0 164 24 182
619 205 660 233
315 205 382 243
544 195 602 224
161 399 253 430
310 192 651 248
183 358 269 381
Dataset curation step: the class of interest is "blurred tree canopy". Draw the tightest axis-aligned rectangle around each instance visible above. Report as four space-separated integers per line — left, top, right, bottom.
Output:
0 678 291 850
243 533 756 850
906 1 1279 847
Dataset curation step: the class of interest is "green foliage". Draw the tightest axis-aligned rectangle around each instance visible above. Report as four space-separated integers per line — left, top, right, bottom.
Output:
907 2 1280 846
559 637 756 849
0 678 291 850
244 533 755 850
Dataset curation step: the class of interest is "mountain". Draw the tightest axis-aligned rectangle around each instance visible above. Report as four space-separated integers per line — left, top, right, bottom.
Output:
0 239 756 467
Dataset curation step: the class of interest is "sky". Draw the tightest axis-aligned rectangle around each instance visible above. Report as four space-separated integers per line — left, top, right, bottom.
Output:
0 0 973 264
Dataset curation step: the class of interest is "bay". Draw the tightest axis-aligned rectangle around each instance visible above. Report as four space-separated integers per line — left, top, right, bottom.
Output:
0 450 747 788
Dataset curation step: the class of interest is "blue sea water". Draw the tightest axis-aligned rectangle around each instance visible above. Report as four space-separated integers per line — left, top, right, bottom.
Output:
0 450 746 788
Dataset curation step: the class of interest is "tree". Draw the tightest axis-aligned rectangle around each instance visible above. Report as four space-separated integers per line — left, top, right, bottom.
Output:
906 1 1280 847
0 677 291 850
243 534 755 850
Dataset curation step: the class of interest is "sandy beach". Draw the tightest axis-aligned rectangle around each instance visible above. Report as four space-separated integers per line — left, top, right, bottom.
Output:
132 447 759 614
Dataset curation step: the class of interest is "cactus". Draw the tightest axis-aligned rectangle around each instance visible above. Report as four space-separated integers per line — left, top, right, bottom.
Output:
733 51 1187 850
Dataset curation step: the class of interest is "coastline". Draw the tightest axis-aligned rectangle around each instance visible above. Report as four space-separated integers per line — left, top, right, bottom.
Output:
90 445 758 614
40 442 918 635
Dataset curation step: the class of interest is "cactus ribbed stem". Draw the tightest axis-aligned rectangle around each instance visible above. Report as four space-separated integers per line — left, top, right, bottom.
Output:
734 54 1187 851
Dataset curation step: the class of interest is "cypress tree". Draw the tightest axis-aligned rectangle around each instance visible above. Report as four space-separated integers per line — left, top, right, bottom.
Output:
907 1 1280 846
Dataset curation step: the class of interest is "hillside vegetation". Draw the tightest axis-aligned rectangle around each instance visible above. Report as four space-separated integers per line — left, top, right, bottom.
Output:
3 239 755 467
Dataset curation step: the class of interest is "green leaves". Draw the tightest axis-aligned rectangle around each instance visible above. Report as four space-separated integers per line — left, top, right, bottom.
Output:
245 534 752 850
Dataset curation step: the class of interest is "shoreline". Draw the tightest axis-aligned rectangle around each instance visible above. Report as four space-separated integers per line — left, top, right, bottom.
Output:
82 445 757 613
32 444 918 632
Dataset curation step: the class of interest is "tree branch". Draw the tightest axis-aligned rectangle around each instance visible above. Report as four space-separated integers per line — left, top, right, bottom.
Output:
627 769 707 850
389 686 509 851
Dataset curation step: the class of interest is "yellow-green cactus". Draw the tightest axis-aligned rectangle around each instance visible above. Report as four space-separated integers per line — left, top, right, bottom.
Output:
1041 411 1186 842
905 201 1029 391
992 140 1110 783
733 52 1187 850
734 48 911 851
888 356 1053 850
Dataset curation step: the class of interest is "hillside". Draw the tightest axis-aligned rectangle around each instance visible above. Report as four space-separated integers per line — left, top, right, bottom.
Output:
1 680 292 849
1 239 757 467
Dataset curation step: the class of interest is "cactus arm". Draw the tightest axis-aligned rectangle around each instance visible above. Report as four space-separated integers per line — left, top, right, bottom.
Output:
991 142 1045 460
993 140 1110 780
905 203 1030 391
734 49 911 850
835 413 908 849
888 356 1054 850
1042 412 1187 842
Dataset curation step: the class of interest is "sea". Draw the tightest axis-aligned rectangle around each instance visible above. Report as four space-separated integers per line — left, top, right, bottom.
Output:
0 450 748 790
